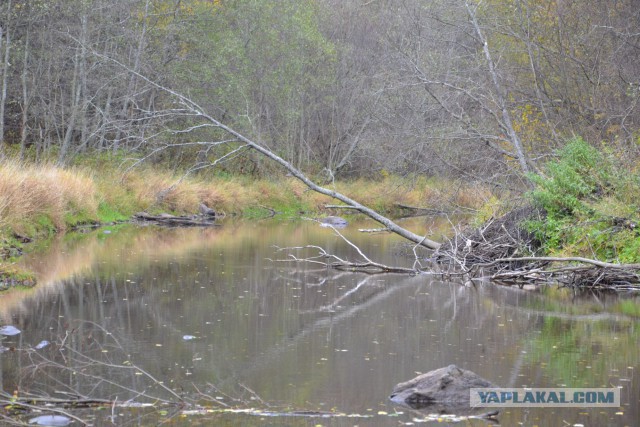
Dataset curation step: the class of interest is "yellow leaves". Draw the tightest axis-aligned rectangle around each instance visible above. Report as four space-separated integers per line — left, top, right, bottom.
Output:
137 1 221 33
511 104 551 149
179 0 222 15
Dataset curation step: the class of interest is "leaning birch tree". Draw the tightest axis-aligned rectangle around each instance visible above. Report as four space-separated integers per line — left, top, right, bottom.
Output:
97 50 442 250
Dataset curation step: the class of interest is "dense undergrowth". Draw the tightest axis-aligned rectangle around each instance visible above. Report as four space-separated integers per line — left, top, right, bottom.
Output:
527 138 640 263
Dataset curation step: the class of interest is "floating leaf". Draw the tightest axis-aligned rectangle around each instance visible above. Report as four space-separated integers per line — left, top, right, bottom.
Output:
35 340 50 350
0 326 21 336
28 415 71 426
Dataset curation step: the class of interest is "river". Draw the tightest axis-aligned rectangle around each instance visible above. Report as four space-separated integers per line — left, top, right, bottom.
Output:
1 219 638 425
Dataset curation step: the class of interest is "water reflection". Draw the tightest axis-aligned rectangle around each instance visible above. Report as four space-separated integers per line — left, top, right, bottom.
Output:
0 219 638 426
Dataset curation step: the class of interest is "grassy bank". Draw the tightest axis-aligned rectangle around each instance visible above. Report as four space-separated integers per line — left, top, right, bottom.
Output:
0 157 493 286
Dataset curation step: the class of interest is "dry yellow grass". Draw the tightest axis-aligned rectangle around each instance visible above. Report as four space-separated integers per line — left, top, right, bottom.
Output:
102 169 258 215
0 158 494 241
0 160 98 233
327 177 491 212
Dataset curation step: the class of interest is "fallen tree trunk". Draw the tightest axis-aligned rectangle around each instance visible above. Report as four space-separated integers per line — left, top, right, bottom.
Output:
96 53 441 250
203 117 441 249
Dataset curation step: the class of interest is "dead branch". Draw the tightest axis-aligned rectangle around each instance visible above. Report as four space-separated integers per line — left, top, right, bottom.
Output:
476 256 640 270
394 203 449 216
358 227 390 233
323 204 362 210
273 244 416 274
483 258 640 290
3 396 111 406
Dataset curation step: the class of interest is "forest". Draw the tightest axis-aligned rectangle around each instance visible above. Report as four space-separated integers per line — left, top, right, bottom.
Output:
0 0 638 177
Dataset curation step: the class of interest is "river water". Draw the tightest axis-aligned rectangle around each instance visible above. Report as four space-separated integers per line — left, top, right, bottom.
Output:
1 219 638 426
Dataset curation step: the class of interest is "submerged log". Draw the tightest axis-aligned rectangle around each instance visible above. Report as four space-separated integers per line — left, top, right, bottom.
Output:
133 212 218 227
390 365 497 409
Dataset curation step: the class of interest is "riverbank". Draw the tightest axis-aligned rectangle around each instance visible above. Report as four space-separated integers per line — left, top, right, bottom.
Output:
0 157 493 288
3 139 639 291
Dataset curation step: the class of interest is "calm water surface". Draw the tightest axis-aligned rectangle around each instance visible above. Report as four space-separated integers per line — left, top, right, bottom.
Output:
1 219 638 426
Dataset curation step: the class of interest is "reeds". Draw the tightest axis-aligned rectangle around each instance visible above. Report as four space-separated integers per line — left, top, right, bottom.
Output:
0 159 493 239
0 160 98 233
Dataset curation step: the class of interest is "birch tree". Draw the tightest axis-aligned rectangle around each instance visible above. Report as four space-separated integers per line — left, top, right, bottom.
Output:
0 0 12 153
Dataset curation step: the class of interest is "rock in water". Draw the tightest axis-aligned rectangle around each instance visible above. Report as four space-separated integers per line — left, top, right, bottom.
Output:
0 325 21 336
389 364 497 409
319 216 348 228
199 203 216 217
28 415 71 426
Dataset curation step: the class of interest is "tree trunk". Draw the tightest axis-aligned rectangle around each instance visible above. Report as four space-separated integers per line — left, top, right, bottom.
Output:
200 109 442 249
0 24 4 154
78 12 89 153
20 22 31 160
58 52 81 165
465 1 530 175
0 2 12 152
97 88 112 151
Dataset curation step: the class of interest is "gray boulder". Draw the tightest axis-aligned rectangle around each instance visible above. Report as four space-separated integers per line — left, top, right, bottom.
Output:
199 203 216 217
390 365 497 409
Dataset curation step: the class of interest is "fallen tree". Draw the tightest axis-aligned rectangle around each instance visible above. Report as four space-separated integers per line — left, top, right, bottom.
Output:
95 53 441 251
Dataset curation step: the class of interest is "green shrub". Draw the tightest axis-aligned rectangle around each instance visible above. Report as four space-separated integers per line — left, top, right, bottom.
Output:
529 137 610 216
527 137 640 261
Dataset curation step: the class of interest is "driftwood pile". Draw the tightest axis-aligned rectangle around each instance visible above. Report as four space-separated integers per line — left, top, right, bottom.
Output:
437 205 542 266
485 257 640 291
435 205 640 291
277 207 640 291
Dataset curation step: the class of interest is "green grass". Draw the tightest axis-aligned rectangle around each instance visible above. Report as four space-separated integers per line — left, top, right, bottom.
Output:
0 265 37 290
97 201 129 223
